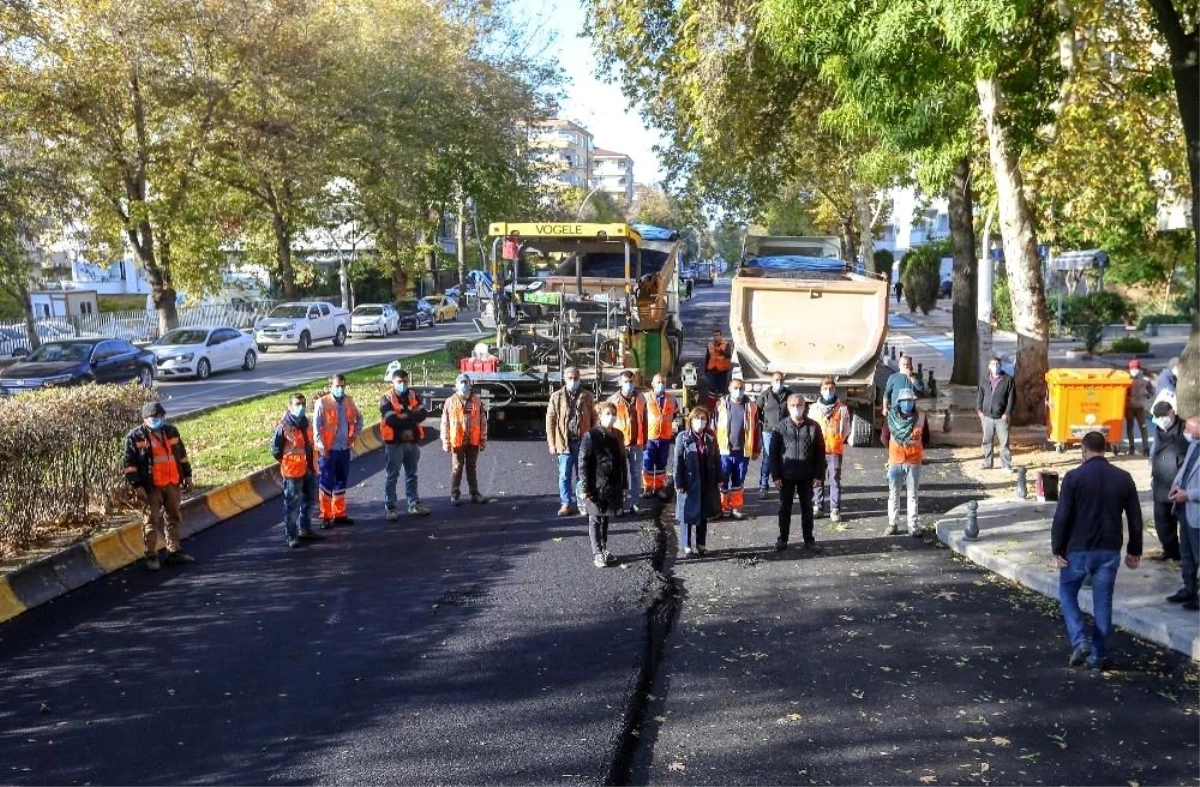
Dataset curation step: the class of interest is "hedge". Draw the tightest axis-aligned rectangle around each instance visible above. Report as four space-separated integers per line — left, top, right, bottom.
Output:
0 383 157 556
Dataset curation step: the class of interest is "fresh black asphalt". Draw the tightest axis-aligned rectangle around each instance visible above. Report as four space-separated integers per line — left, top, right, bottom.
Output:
0 283 1195 785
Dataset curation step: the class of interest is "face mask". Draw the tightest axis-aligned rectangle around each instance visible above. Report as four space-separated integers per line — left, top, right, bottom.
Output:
621 381 634 395
1187 433 1200 444
730 388 744 401
566 379 580 393
691 418 707 432
1153 415 1175 431
456 383 470 396
332 386 345 399
772 381 783 392
653 383 665 395
899 401 915 416
988 366 999 376
147 418 164 430
788 406 804 419
1130 369 1141 378
600 413 616 428
820 390 836 403
290 405 305 418
394 381 408 394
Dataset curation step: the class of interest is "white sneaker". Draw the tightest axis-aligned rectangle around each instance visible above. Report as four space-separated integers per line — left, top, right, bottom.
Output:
830 509 841 523
594 553 608 568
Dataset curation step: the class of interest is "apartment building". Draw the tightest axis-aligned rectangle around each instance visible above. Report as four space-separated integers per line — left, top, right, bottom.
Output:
530 119 595 189
594 148 635 207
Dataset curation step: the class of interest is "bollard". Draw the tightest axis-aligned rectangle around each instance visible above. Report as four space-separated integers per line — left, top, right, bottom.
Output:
917 361 924 376
927 369 936 398
964 500 980 540
1014 466 1028 500
891 346 898 360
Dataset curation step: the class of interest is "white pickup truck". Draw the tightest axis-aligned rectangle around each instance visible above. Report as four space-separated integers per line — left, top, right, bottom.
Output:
254 301 351 352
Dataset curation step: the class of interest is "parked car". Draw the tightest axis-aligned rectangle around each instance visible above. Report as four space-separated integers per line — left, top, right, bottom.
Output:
939 277 953 299
693 262 715 286
396 298 435 330
152 326 257 380
350 304 400 337
0 339 155 394
433 295 460 323
254 301 351 352
0 327 30 360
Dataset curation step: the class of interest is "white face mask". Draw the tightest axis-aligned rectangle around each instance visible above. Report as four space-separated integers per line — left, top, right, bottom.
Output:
1153 415 1175 432
600 413 616 428
988 365 999 376
772 381 783 392
691 418 707 432
1187 432 1200 444
788 406 804 419
1130 369 1141 378
730 388 744 401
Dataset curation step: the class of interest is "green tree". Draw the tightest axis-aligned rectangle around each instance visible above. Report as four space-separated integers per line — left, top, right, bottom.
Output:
901 242 945 315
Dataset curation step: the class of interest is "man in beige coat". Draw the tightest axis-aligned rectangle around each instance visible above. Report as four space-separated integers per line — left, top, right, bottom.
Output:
546 366 595 516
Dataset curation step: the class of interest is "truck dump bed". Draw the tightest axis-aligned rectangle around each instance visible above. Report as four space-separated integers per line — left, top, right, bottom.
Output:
731 239 888 383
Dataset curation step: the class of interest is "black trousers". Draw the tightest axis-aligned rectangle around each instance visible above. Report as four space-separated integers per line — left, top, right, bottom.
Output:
588 515 610 555
1154 500 1182 559
779 478 816 544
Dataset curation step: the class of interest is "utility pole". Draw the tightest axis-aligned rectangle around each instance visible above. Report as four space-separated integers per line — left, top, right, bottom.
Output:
456 193 468 305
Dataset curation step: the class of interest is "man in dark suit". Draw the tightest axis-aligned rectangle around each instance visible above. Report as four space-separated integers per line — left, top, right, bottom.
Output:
1051 431 1143 671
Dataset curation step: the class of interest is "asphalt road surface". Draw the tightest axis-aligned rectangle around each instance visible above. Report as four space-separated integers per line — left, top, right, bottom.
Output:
157 318 484 416
0 281 1195 785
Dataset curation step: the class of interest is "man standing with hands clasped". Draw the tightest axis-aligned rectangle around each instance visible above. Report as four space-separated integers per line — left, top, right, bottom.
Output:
881 354 925 444
977 355 1016 471
1052 431 1143 670
769 394 826 553
124 401 195 570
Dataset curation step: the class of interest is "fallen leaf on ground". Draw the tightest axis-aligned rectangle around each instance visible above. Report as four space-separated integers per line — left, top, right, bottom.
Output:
667 762 686 773
992 736 1011 747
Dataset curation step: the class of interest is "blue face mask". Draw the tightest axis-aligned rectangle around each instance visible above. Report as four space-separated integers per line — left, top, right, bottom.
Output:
394 381 408 394
653 383 665 395
456 383 470 396
621 381 634 395
147 418 164 430
332 386 345 399
730 388 744 401
772 381 783 392
566 379 581 393
821 390 836 404
290 405 305 418
899 401 915 416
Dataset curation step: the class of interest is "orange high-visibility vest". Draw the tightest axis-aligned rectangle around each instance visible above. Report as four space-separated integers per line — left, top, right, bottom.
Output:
707 339 731 372
609 392 647 448
443 393 484 448
645 392 677 441
149 431 181 487
380 390 425 442
716 398 759 456
817 403 847 456
888 412 927 465
279 420 313 479
318 395 359 449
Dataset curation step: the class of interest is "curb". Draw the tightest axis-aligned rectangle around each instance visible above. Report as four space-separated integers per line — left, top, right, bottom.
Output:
934 498 1200 661
0 423 391 625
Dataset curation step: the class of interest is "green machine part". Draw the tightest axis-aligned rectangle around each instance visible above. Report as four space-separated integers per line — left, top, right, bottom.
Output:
628 329 675 383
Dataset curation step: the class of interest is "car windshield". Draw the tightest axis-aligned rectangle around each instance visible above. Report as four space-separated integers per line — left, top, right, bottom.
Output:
353 306 383 316
156 329 209 346
396 300 418 311
269 305 310 318
26 342 94 363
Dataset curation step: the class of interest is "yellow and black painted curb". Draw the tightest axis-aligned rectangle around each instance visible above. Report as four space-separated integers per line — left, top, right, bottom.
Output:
0 424 392 625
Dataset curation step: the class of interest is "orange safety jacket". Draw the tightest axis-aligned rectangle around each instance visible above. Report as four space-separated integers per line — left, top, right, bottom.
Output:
149 431 182 487
609 392 647 448
816 403 848 456
279 421 314 479
380 390 425 443
442 393 486 449
716 397 760 457
706 339 732 372
645 392 678 441
887 412 927 465
318 395 360 450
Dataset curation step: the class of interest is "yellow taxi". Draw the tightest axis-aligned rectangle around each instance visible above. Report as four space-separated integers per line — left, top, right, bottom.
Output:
433 295 460 322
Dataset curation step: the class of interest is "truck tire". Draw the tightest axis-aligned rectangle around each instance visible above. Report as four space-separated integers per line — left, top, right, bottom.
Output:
333 326 347 347
297 331 311 352
849 411 874 448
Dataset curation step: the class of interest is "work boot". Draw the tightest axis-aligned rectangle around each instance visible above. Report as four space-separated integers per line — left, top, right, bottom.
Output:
1166 589 1194 603
408 502 431 517
730 509 746 521
287 537 301 549
1068 644 1090 668
758 487 769 500
334 516 355 526
320 518 334 529
385 508 400 521
470 493 490 505
774 537 787 552
451 491 462 507
144 555 162 571
557 504 575 517
803 541 823 554
830 508 842 523
298 530 324 541
1184 598 1200 611
603 549 618 565
163 551 194 566
693 545 708 557
593 553 608 568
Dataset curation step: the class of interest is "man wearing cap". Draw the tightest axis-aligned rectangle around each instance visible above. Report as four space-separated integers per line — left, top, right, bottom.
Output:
380 368 430 519
1149 400 1188 561
442 374 489 505
976 354 1016 471
886 388 930 537
123 401 195 570
1124 359 1154 455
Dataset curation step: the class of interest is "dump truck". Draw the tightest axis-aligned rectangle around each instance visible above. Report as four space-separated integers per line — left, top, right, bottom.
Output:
728 235 889 446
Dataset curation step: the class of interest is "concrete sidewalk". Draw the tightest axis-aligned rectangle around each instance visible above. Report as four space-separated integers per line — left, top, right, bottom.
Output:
935 497 1200 660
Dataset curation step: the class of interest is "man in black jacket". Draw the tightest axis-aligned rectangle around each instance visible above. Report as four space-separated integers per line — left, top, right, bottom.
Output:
1051 431 1143 670
756 371 791 499
976 355 1016 471
380 368 430 519
123 401 194 571
769 394 827 553
1149 400 1187 560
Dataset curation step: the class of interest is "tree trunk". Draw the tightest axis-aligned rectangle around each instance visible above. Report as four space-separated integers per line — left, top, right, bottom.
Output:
948 156 978 387
126 222 178 334
840 217 856 265
853 189 875 268
977 76 1050 426
456 194 468 299
272 211 298 300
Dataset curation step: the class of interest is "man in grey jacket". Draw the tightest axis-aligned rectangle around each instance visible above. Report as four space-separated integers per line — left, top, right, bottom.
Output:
1166 415 1200 610
1149 400 1187 561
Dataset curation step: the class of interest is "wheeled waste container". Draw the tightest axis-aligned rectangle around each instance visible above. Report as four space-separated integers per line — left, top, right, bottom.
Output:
1044 368 1131 452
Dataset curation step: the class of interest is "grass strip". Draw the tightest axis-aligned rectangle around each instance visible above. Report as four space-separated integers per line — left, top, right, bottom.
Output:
180 344 466 491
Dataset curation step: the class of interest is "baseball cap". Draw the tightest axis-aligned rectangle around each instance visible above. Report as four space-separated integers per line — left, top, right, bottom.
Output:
141 401 166 418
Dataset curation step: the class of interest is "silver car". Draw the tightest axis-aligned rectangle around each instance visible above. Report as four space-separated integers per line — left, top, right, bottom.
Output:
152 326 258 380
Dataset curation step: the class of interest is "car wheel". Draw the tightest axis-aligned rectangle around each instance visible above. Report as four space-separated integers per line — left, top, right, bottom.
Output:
196 358 211 380
242 350 257 371
333 326 347 347
137 367 154 388
452 312 458 321
298 331 311 352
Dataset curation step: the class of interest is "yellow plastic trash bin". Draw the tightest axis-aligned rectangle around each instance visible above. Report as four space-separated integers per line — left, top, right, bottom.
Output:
1045 368 1132 452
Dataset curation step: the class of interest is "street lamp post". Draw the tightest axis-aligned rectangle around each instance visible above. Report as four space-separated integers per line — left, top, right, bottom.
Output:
576 185 604 221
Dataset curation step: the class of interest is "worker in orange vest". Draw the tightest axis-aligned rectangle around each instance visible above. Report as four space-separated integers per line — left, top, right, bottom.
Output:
123 401 194 570
272 392 324 548
704 327 733 409
313 373 363 528
886 388 930 537
380 368 430 519
810 377 853 523
442 373 490 505
715 378 761 519
608 369 647 514
642 372 679 500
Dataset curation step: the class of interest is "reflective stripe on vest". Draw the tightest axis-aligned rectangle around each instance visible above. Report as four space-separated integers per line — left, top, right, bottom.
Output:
445 394 483 448
149 431 181 487
380 391 425 442
319 396 359 449
716 399 759 455
645 393 677 441
707 340 731 372
610 394 647 447
818 404 847 455
280 422 311 479
887 412 927 465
